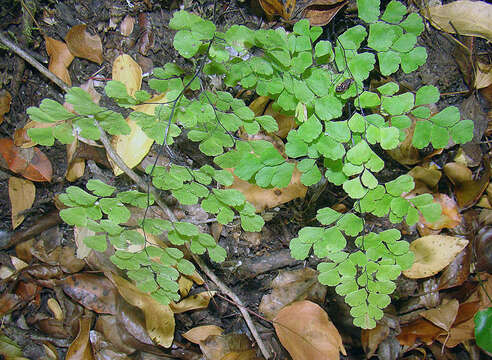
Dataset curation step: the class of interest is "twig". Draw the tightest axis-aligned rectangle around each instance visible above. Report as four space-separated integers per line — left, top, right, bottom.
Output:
189 250 272 360
0 31 69 93
2 31 271 359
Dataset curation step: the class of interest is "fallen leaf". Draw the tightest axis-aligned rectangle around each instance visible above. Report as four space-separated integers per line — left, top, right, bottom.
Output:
438 245 471 290
408 165 441 191
8 177 35 229
45 36 74 86
475 62 492 90
259 268 327 320
65 137 85 182
302 0 348 26
120 15 135 36
170 291 216 314
417 194 462 235
0 90 11 124
403 235 469 279
112 54 142 97
108 273 175 348
61 273 118 314
178 276 194 297
66 317 95 360
361 323 390 358
199 333 262 360
426 0 492 43
421 299 460 332
0 332 25 358
475 227 492 273
182 325 224 344
387 120 421 165
259 0 296 19
444 160 490 209
228 165 307 212
397 318 443 346
0 138 53 182
65 24 103 64
109 93 166 176
273 300 346 360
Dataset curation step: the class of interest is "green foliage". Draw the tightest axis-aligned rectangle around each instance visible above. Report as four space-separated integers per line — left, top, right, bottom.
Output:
475 307 492 352
25 0 474 328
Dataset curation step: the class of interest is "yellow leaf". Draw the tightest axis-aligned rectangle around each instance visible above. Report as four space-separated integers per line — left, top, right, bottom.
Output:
109 93 167 176
170 291 216 314
108 273 175 348
8 177 35 229
112 54 142 97
426 1 492 43
183 325 224 344
273 300 346 360
403 235 469 279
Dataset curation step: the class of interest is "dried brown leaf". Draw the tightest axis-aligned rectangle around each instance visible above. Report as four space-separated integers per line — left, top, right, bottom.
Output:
182 325 224 344
120 15 135 36
302 0 348 26
0 90 11 125
66 317 95 360
421 299 460 332
170 291 216 314
259 0 296 19
8 177 35 229
45 36 73 86
273 300 346 360
65 24 103 64
259 268 327 320
426 0 492 42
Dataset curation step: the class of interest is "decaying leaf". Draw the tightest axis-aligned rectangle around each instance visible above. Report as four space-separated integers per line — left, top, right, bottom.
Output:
259 0 296 20
66 317 95 360
0 90 11 125
61 273 118 314
361 323 390 358
475 62 492 90
227 165 307 212
426 0 492 43
403 235 469 279
250 97 296 139
0 138 53 182
120 15 135 36
45 36 74 86
8 177 35 229
444 161 490 209
199 333 262 360
302 0 348 26
109 93 165 176
65 137 86 182
387 121 421 165
65 24 103 64
273 300 346 360
259 268 327 320
170 291 216 314
112 54 142 97
108 273 175 348
182 325 224 344
421 299 460 332
417 194 461 236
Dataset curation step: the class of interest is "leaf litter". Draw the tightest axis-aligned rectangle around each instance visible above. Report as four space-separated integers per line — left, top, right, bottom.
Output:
0 0 492 359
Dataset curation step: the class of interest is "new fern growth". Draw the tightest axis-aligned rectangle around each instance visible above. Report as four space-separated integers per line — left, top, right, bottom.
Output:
25 0 474 329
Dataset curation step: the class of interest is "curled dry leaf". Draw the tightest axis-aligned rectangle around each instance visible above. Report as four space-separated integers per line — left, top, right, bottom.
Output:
426 0 492 43
109 82 161 176
65 24 103 64
8 177 35 229
273 300 346 360
403 235 469 279
170 291 216 314
182 325 224 344
302 0 348 26
259 0 296 20
66 317 95 360
444 161 490 209
0 89 11 125
45 36 74 86
65 137 86 182
0 138 52 182
107 273 175 348
112 54 142 97
227 166 307 212
259 268 327 320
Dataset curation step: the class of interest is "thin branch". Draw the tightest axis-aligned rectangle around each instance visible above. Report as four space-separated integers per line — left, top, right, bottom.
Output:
189 250 272 359
0 31 69 93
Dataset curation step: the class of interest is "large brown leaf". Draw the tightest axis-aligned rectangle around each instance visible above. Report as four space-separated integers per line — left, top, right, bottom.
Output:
45 36 74 86
302 0 348 26
0 138 52 182
273 300 346 360
65 24 103 64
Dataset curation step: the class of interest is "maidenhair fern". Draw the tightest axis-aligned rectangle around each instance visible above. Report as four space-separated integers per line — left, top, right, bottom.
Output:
25 0 474 329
